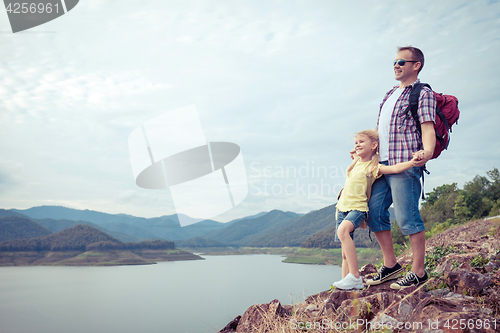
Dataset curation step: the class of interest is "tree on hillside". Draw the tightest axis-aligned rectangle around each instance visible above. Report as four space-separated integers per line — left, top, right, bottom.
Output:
463 175 492 218
420 183 458 230
391 221 407 246
453 192 472 223
421 168 499 233
486 168 500 201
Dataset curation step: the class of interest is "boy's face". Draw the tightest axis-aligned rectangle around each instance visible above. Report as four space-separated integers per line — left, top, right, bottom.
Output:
354 134 377 159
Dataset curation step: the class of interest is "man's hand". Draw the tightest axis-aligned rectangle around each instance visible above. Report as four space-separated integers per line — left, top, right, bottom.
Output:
412 149 433 166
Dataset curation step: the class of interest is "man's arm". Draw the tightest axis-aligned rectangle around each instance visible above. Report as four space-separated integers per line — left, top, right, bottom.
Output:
413 121 436 167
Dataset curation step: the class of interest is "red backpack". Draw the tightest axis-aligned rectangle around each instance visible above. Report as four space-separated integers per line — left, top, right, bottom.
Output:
408 83 460 159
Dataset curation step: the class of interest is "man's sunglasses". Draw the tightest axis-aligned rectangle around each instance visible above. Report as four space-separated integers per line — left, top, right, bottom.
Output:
393 59 419 66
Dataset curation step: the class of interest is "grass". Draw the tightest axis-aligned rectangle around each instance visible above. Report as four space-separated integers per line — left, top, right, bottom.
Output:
424 244 464 274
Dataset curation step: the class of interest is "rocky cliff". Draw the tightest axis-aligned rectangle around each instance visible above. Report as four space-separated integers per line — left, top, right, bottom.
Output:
220 218 500 332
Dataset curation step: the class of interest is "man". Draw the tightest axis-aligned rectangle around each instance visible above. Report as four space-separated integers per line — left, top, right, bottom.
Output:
365 46 436 289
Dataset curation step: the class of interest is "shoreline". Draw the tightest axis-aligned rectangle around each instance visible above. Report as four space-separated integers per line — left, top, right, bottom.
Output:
180 246 382 266
0 249 203 266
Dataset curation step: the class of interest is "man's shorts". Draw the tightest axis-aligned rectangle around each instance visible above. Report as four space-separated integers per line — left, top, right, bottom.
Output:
335 210 368 242
366 162 425 236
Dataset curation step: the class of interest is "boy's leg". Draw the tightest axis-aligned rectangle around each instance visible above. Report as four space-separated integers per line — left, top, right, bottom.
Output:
337 220 359 278
341 248 349 278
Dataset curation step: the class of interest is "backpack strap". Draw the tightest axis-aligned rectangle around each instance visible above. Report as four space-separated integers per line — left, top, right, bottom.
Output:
364 169 377 240
408 82 433 200
365 170 376 202
408 82 432 137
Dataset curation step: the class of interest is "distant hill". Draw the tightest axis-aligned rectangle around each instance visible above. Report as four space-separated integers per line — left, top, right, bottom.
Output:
34 218 141 242
4 205 396 248
100 222 160 240
246 204 338 247
227 211 269 223
300 225 375 248
11 206 230 241
0 209 30 218
300 207 396 248
174 237 228 248
204 210 301 246
0 216 52 242
13 206 181 228
0 224 175 252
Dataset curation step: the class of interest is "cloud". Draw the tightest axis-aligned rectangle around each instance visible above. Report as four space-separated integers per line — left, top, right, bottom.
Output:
0 0 499 220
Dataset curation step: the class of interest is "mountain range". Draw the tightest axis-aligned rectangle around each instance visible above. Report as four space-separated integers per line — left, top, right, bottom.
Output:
1 205 394 249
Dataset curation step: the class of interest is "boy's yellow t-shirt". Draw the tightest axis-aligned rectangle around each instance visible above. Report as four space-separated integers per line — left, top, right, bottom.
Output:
336 160 381 213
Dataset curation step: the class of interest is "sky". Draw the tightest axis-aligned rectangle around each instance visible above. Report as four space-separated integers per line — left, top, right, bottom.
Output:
0 0 499 222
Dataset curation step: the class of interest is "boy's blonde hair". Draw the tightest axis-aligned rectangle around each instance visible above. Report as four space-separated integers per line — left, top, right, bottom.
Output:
346 129 380 176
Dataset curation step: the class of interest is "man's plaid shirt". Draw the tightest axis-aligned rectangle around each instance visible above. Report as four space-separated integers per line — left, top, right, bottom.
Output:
377 79 436 165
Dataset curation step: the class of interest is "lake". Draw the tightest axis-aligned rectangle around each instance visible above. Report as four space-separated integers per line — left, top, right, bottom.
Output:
0 254 342 333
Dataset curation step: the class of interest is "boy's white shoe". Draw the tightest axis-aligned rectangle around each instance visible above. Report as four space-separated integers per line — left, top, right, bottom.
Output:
333 273 364 290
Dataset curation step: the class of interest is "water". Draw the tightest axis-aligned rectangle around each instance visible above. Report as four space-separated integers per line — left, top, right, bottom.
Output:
0 255 342 333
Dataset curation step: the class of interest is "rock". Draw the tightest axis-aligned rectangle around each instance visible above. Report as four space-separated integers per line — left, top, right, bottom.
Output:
219 315 240 333
481 236 499 254
219 219 500 333
335 292 401 323
305 304 318 311
485 260 500 273
369 313 398 330
320 289 359 310
397 297 415 322
235 299 290 333
434 253 478 274
442 291 475 302
458 261 474 271
493 268 500 286
305 290 329 304
428 288 450 298
360 263 377 276
444 268 493 295
407 297 499 333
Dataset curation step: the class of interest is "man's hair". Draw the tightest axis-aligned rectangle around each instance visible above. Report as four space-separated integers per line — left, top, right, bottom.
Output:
398 46 425 73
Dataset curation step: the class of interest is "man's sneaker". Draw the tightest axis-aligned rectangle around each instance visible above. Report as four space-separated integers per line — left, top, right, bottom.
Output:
365 263 403 286
390 271 428 290
333 273 364 290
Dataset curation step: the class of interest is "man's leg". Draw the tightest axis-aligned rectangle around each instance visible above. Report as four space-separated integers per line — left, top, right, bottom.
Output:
388 167 428 289
408 230 425 277
373 230 397 268
388 167 426 271
367 174 395 267
365 175 403 286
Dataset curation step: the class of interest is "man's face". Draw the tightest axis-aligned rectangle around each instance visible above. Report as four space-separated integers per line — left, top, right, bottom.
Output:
394 50 419 82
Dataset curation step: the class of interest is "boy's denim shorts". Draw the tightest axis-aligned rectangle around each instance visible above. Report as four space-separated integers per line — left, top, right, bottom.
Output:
366 162 425 236
334 210 368 242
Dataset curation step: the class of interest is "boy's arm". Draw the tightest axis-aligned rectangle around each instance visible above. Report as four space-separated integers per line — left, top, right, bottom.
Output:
379 161 413 175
